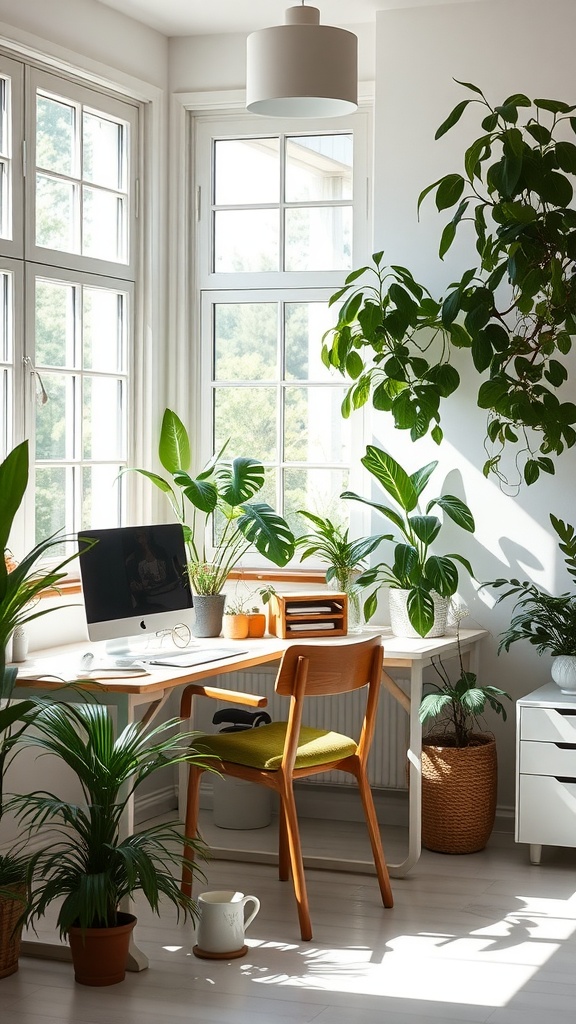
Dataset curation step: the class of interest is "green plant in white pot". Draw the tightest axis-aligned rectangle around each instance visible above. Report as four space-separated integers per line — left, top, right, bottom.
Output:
125 409 295 636
489 514 576 692
342 446 475 637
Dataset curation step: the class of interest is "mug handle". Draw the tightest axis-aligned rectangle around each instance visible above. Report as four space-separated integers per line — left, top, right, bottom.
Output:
242 895 261 931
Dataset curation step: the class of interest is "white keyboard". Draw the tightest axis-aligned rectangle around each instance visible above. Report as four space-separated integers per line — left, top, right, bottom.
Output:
148 646 248 668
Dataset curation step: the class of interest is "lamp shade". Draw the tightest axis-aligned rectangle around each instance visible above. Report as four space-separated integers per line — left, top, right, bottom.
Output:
246 5 358 118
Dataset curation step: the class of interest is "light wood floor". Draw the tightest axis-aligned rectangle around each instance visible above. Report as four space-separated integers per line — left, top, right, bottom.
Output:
4 810 576 1024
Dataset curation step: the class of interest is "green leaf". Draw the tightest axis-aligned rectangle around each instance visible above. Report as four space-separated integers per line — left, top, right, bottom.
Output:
524 459 540 485
435 174 465 212
453 80 486 97
555 141 576 173
431 424 443 444
345 350 364 379
534 98 576 114
158 409 190 474
173 472 218 514
449 323 471 348
409 515 441 545
477 378 509 410
236 503 295 566
525 122 552 145
431 494 475 532
434 99 471 140
424 555 459 596
361 446 419 512
538 171 573 206
0 440 28 553
217 457 265 506
439 220 456 260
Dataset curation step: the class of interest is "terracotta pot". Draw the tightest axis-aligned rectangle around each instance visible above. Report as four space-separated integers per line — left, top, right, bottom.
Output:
247 613 266 638
0 885 26 979
67 912 136 986
421 733 497 854
222 614 249 640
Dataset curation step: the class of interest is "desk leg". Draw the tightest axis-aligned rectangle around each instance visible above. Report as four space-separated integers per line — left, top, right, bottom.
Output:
386 663 423 878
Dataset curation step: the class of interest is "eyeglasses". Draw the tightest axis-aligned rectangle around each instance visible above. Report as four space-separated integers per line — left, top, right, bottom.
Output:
154 622 191 649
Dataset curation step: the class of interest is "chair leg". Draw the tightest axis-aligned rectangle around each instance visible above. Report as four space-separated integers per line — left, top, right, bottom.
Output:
279 780 312 941
278 800 290 881
357 769 394 908
181 764 203 898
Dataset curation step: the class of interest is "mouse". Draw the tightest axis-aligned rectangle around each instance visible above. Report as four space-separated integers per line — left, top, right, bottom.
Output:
114 657 146 669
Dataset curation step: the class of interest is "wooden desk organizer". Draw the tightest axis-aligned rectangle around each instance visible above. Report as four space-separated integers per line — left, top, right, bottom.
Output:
267 592 348 639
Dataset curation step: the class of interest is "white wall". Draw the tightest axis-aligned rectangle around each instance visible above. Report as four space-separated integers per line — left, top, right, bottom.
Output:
167 22 376 93
374 0 576 809
0 0 168 90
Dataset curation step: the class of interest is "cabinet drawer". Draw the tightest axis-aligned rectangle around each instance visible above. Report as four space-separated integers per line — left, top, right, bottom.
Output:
520 705 576 743
519 739 576 776
517 774 576 847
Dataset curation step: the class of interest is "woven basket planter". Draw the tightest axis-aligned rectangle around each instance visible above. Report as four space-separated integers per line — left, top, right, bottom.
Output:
421 732 497 854
0 885 26 979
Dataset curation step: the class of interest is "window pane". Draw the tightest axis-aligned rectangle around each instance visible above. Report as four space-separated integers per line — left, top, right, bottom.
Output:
285 206 352 272
36 94 75 175
214 138 279 205
82 464 123 529
35 372 74 460
83 287 126 372
214 303 277 381
284 385 351 463
0 161 8 238
214 386 277 462
285 302 334 381
214 210 279 272
83 112 124 189
35 279 75 368
83 376 125 460
83 187 125 262
36 174 77 251
285 134 352 202
0 77 8 156
35 465 72 545
284 466 350 526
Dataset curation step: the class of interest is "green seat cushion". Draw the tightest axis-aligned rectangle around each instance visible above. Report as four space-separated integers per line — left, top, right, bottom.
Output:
196 722 357 771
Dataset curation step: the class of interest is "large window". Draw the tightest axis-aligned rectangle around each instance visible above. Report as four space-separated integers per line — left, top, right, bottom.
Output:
0 56 139 546
194 112 370 549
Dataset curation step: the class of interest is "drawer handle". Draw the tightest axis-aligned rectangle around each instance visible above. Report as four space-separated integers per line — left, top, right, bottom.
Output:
555 776 576 783
555 710 576 718
555 742 576 750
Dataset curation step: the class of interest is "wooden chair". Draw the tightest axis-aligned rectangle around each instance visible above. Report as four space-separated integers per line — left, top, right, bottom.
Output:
179 635 394 941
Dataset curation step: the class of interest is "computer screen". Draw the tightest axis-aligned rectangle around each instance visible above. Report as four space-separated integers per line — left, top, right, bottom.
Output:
77 523 193 653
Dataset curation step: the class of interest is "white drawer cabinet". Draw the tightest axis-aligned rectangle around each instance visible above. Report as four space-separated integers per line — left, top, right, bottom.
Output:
516 683 576 864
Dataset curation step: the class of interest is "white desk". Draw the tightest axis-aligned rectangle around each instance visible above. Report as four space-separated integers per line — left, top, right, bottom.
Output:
12 627 487 968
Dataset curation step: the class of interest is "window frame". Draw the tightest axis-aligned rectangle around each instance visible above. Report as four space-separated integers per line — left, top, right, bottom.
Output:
191 104 373 571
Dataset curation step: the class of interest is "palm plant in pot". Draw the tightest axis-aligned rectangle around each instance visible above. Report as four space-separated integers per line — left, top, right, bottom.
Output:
0 440 94 978
489 514 576 693
295 509 382 632
418 613 511 853
126 409 295 637
10 701 212 986
342 445 475 637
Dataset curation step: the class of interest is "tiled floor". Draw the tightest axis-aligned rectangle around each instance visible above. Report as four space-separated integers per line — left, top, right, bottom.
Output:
3 811 576 1023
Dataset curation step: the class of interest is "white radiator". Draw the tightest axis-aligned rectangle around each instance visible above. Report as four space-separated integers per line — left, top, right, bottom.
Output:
203 668 409 791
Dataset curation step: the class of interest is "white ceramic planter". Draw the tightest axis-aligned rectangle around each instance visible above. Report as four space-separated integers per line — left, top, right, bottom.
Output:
551 654 576 694
388 588 449 639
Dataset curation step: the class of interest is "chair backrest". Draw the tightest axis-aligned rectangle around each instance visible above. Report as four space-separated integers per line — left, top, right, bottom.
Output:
275 635 383 698
274 636 384 767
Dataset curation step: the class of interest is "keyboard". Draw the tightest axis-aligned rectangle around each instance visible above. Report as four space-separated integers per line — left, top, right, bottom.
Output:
148 647 248 668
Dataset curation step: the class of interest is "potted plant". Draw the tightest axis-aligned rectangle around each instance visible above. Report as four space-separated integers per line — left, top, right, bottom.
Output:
222 594 250 640
9 701 211 986
322 84 576 488
295 510 382 632
0 440 95 978
342 445 475 637
489 513 576 692
126 409 295 637
418 612 511 853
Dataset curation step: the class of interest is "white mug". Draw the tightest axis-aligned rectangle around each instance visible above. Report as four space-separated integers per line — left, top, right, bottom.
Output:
194 890 260 957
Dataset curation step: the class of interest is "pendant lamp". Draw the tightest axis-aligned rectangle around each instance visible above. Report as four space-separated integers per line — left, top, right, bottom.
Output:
246 4 358 118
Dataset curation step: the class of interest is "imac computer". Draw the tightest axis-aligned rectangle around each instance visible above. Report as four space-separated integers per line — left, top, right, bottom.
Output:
77 523 193 657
